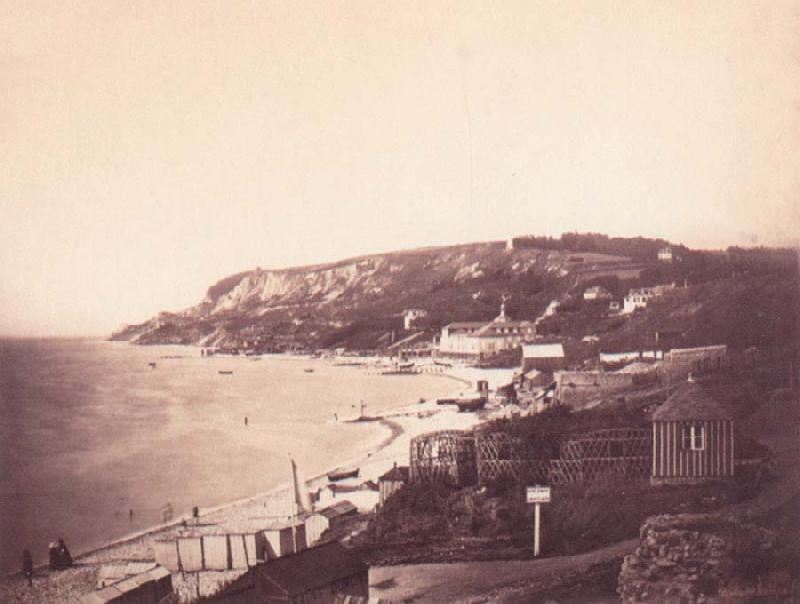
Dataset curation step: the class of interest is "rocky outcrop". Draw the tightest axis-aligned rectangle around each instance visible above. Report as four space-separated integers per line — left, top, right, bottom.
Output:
618 514 793 603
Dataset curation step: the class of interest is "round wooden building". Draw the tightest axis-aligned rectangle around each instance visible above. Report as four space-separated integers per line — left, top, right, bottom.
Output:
651 380 734 486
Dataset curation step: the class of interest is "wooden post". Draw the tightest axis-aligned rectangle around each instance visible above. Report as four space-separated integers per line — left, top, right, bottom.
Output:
534 503 541 557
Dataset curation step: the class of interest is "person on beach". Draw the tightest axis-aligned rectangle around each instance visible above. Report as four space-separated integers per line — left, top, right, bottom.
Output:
22 550 33 586
57 538 72 568
244 416 248 427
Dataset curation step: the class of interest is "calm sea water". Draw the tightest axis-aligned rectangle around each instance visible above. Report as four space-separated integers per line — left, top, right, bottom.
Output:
0 339 455 573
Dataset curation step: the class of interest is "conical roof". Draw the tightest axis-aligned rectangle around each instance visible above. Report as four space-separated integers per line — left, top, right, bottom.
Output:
652 381 732 421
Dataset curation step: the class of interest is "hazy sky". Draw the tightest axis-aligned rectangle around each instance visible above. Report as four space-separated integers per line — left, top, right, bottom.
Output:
2 1 799 336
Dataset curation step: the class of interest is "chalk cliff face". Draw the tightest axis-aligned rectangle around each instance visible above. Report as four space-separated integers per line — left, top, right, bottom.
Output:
110 241 641 350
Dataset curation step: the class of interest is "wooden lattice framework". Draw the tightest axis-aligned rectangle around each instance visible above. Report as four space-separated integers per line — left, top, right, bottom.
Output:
476 428 653 486
409 430 477 487
476 432 551 484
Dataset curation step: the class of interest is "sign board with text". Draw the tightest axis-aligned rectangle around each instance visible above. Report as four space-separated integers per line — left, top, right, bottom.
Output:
526 486 551 504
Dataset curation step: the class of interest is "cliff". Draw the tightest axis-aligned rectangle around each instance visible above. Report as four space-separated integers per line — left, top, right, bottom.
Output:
110 240 643 350
111 237 797 352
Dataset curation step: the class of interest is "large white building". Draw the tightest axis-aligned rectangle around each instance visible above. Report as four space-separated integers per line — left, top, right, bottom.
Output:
437 304 534 358
623 284 675 314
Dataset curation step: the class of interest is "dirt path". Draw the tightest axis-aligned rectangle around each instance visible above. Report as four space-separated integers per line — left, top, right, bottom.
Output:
369 539 636 602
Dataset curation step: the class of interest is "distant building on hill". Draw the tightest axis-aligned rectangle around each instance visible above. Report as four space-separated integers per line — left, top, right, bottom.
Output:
658 246 674 262
623 283 675 313
583 285 612 300
437 303 534 359
402 308 428 330
651 379 734 485
521 341 566 373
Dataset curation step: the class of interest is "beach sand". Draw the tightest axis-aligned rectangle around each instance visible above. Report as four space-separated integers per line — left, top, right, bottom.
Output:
0 369 486 603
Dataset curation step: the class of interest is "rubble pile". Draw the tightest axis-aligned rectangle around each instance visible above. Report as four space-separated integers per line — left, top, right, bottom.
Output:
618 513 792 603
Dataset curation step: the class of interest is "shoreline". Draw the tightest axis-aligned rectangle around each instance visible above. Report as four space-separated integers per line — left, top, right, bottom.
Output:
3 366 475 583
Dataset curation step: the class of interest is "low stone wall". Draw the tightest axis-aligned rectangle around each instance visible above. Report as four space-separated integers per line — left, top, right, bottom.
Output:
618 514 793 603
555 371 656 407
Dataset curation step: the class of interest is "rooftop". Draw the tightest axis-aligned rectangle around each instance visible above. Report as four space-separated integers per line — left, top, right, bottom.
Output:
379 464 410 482
652 381 732 421
256 541 367 596
317 500 358 520
522 342 565 358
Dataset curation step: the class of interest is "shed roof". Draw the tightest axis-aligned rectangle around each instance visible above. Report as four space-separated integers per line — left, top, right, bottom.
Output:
522 342 565 359
318 501 358 520
379 464 410 482
652 382 732 421
258 541 367 596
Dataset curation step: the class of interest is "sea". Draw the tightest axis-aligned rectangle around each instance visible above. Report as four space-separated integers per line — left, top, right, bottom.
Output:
0 338 456 574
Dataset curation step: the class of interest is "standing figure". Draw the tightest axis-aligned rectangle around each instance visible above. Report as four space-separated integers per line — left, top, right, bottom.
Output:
22 550 33 586
57 538 72 568
244 416 248 427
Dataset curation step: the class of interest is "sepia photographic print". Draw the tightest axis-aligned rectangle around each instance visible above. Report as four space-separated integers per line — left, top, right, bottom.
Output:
1 2 799 603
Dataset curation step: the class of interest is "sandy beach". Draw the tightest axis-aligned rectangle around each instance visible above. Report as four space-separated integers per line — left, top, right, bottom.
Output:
0 358 488 603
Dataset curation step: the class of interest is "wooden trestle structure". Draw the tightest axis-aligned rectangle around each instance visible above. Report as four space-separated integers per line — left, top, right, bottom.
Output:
409 430 478 486
474 428 652 486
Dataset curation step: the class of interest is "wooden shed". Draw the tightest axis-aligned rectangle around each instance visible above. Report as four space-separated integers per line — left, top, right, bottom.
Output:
305 500 358 545
651 380 734 486
378 463 409 506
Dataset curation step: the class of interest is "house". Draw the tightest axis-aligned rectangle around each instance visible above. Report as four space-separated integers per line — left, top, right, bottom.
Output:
651 379 734 486
658 246 673 262
437 303 534 358
623 287 656 313
253 541 369 603
378 463 409 506
583 285 612 301
305 501 358 545
521 342 566 373
609 300 621 312
402 309 427 330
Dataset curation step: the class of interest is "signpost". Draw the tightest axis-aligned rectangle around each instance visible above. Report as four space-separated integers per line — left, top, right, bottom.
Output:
526 486 551 556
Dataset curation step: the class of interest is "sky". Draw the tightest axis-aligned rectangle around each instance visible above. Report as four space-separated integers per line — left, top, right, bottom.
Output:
2 1 799 336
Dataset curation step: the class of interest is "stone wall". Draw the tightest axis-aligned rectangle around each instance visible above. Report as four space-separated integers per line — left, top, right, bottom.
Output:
555 371 656 407
618 514 793 603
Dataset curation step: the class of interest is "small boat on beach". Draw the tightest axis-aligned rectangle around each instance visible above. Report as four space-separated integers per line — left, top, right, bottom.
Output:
304 368 315 373
148 362 157 369
327 467 360 482
455 397 486 413
218 370 234 375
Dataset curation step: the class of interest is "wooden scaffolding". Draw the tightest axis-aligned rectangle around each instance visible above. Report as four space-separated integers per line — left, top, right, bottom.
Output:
409 430 477 487
476 432 551 485
476 428 652 486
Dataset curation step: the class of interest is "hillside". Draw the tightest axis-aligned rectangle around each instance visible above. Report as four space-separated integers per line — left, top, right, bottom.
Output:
111 236 797 352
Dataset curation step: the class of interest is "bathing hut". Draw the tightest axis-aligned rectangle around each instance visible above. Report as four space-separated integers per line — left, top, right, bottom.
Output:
651 380 734 485
305 500 358 545
378 463 409 505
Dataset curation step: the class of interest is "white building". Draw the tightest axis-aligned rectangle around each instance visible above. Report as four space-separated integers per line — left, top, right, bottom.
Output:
437 303 534 358
402 308 428 330
623 287 656 313
583 285 612 300
623 284 676 313
658 247 673 262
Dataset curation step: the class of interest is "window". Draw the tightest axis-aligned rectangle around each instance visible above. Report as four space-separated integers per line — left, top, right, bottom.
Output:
681 423 705 451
